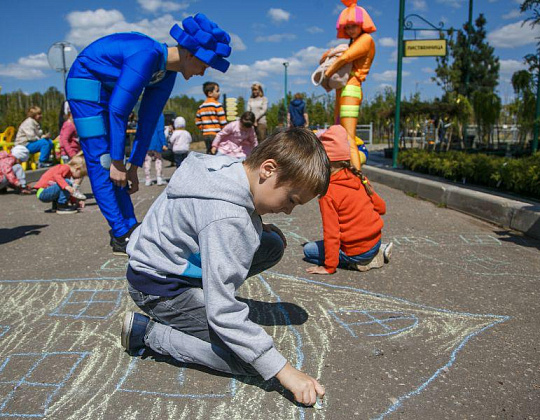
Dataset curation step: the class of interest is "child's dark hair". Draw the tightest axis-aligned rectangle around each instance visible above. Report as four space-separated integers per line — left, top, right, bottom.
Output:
203 82 219 96
240 111 255 126
244 127 330 197
332 161 374 196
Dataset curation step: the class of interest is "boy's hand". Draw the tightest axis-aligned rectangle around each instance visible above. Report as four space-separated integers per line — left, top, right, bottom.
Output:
210 146 217 155
262 223 287 247
65 185 75 195
275 362 325 406
78 200 85 209
110 160 128 187
127 165 139 195
306 266 330 275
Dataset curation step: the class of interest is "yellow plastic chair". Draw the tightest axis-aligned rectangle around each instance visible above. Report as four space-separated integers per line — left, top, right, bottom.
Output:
0 126 15 152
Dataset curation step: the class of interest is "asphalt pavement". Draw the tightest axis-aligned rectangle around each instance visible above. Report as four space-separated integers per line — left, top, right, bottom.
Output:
0 163 538 419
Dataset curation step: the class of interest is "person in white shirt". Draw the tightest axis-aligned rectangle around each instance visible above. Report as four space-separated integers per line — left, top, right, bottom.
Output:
168 116 192 167
247 83 268 142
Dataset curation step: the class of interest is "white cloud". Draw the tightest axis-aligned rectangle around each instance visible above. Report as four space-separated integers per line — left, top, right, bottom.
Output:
487 20 540 48
208 45 328 90
136 0 189 13
230 33 246 51
306 26 324 34
0 53 50 80
327 39 345 48
267 8 290 23
255 33 296 43
436 0 465 8
376 83 394 92
379 37 397 47
411 0 427 11
422 67 434 73
502 10 521 20
499 59 527 75
389 49 418 63
365 5 383 17
66 9 178 47
18 53 49 69
372 70 410 82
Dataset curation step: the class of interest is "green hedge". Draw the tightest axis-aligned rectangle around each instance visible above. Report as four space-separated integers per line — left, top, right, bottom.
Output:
397 150 540 199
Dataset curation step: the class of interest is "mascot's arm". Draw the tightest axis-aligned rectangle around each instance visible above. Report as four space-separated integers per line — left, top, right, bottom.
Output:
129 71 176 167
108 49 160 163
325 34 374 78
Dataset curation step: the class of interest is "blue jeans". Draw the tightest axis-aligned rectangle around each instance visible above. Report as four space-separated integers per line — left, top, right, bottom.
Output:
26 138 53 163
303 239 381 267
38 179 72 204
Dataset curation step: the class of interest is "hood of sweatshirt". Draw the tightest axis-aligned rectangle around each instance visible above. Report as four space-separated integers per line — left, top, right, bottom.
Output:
330 168 362 190
289 98 304 108
166 152 255 214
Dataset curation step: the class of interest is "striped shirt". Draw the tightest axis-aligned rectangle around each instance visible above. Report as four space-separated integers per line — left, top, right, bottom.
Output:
195 98 227 136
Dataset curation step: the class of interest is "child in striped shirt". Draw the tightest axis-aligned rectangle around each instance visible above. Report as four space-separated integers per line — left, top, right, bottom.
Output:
195 82 227 153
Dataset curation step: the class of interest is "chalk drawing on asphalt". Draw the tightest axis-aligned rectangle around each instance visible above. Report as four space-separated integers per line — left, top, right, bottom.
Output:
0 266 509 419
0 351 89 418
50 289 124 320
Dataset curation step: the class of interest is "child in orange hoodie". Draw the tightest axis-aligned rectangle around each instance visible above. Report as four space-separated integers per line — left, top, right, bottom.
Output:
303 125 392 274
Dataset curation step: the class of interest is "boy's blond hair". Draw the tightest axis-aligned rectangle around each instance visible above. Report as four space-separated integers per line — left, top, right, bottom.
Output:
27 106 42 118
68 152 87 176
244 127 330 197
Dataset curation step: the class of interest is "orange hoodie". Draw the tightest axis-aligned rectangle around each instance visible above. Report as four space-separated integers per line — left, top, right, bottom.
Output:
319 168 386 273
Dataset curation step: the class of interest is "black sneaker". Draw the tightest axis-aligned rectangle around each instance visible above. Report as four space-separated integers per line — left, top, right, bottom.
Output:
110 223 140 256
56 204 78 214
45 202 58 213
37 162 54 169
121 311 150 355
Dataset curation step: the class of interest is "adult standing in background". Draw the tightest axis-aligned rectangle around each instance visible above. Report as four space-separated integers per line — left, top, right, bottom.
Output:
247 83 268 141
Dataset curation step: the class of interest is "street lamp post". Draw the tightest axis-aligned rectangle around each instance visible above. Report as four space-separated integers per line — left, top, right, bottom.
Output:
393 0 406 168
283 62 289 126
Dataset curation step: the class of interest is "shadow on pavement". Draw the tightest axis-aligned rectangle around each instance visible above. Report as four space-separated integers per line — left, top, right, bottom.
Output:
0 224 48 245
493 229 540 251
237 297 309 326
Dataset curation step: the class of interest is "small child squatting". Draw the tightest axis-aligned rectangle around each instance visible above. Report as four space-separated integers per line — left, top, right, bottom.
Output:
122 128 329 407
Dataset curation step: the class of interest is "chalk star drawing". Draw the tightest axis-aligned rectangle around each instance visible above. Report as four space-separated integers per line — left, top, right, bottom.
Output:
329 310 419 338
0 271 508 419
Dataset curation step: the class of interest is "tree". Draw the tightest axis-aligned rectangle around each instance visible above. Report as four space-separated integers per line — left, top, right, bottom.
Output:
434 14 500 100
472 90 501 145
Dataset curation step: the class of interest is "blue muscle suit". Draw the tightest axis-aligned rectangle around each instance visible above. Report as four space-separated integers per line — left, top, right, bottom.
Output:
66 14 231 239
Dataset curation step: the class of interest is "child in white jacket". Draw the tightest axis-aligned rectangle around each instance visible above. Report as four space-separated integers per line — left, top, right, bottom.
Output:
168 117 192 167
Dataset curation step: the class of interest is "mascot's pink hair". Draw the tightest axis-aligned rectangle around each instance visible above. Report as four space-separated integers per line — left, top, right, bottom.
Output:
336 0 376 38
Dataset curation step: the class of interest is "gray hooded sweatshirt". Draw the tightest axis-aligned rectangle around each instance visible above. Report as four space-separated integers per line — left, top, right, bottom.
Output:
127 152 287 380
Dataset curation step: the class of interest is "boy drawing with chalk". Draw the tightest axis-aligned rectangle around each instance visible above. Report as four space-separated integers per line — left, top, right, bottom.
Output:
122 128 328 406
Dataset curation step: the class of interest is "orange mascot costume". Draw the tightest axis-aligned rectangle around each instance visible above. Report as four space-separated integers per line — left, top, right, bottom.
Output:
321 0 376 169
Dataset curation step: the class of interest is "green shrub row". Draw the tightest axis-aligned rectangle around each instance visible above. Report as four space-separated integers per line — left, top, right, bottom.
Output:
397 149 540 199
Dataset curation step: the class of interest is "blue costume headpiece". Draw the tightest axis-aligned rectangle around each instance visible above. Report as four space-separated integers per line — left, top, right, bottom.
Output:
170 13 232 73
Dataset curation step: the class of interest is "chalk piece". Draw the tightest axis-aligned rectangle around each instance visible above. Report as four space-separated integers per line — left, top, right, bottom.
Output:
314 396 324 410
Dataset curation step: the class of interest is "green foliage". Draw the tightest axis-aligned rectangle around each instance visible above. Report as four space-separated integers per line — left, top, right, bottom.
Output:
398 149 540 198
0 87 65 136
163 94 203 139
434 14 499 100
472 90 501 144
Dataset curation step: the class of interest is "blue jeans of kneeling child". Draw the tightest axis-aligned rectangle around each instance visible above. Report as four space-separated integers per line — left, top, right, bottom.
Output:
37 179 72 204
303 239 381 267
127 230 285 378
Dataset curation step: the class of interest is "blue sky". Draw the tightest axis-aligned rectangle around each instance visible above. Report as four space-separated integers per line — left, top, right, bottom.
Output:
0 0 538 105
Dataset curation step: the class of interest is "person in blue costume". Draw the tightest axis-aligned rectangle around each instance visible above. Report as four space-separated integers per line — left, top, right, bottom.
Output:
66 13 232 255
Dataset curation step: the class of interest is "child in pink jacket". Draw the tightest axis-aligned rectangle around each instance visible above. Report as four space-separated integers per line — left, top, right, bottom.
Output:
210 112 257 160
